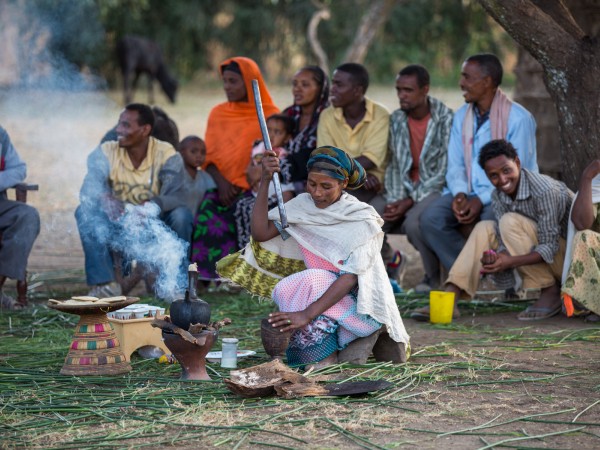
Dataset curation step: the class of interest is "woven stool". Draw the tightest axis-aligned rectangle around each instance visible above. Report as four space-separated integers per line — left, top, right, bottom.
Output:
48 297 139 376
61 313 131 375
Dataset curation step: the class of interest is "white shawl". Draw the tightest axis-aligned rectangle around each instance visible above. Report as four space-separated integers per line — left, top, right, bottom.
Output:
224 192 410 345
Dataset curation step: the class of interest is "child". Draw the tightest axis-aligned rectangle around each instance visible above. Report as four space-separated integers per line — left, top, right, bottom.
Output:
236 114 295 248
179 135 216 217
246 114 294 193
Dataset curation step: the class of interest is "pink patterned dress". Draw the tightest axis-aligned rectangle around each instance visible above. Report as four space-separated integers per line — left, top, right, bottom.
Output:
273 245 381 365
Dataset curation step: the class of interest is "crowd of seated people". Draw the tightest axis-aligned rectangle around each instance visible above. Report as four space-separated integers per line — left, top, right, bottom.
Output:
5 51 596 369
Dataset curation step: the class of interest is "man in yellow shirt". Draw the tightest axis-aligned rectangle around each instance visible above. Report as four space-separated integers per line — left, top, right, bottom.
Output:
317 63 389 212
76 103 190 298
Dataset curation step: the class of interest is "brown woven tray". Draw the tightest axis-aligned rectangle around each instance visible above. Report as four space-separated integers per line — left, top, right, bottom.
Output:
47 297 139 315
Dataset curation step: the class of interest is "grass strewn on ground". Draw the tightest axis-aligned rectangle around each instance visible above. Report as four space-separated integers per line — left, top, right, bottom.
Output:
1 292 599 449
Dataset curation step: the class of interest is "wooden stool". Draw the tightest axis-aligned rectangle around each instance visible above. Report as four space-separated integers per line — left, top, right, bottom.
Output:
108 316 169 361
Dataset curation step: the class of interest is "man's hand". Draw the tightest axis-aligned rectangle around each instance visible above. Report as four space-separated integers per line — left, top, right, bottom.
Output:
481 250 513 273
452 193 482 224
480 249 497 266
383 198 414 223
363 173 381 192
101 194 125 221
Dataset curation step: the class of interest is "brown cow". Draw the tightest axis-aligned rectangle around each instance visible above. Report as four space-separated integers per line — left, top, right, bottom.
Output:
117 35 178 105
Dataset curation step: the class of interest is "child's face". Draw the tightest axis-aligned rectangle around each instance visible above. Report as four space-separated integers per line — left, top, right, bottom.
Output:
267 119 291 148
180 140 206 169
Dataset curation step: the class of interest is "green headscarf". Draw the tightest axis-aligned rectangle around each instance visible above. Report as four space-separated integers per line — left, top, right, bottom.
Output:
306 146 366 190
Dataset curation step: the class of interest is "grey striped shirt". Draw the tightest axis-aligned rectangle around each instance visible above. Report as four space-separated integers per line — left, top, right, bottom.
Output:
492 168 573 263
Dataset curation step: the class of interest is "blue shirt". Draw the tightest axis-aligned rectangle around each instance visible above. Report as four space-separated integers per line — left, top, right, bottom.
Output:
0 126 27 194
444 101 538 206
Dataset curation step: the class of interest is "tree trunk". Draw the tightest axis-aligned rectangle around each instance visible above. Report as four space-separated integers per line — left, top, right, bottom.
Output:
307 4 331 75
513 48 562 179
479 0 600 190
343 0 399 64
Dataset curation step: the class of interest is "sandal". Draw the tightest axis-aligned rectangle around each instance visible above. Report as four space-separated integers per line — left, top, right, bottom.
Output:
517 304 561 321
584 313 600 323
0 291 26 310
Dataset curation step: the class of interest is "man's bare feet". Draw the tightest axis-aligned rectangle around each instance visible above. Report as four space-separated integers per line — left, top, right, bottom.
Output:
517 282 562 321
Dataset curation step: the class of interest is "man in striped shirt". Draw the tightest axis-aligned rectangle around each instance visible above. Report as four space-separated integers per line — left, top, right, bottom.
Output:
413 139 573 321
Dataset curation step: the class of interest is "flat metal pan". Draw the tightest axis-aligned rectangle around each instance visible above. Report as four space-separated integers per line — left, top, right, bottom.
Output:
324 380 393 396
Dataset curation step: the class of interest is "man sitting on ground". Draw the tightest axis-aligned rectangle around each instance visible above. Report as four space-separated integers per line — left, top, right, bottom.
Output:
0 126 40 309
382 65 453 293
75 103 191 298
414 140 572 321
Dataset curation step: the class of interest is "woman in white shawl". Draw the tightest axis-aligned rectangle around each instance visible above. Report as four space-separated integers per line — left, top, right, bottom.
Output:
218 146 409 368
562 159 600 322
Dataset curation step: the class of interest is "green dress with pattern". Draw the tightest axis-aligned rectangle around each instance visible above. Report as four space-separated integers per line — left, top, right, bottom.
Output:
562 203 600 315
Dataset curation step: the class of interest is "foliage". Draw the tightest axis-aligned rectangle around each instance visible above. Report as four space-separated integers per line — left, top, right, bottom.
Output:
30 0 106 70
13 0 516 85
366 0 515 85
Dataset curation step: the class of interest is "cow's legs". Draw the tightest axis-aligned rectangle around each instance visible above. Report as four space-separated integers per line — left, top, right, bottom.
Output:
123 70 133 104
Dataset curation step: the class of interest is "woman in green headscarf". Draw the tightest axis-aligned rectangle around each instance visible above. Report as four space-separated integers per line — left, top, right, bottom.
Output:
218 146 410 368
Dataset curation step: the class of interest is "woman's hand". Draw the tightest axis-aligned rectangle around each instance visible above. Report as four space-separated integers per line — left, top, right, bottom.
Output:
260 150 281 183
246 164 262 187
216 178 241 207
268 310 312 332
582 159 600 182
206 164 241 207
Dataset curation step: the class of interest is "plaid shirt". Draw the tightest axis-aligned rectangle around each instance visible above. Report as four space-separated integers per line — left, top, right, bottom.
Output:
385 96 453 203
493 168 573 263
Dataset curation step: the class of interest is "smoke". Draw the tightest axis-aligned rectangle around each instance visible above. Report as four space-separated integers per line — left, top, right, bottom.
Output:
76 197 188 301
0 1 189 299
0 0 105 90
115 203 188 300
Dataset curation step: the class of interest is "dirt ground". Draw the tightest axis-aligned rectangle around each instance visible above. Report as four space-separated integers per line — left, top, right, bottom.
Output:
366 311 600 449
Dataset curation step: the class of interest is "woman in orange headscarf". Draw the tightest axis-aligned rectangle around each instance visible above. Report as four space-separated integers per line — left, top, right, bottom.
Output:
192 57 279 281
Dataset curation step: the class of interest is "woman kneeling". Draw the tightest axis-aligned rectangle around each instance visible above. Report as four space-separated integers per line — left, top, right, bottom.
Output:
218 146 409 368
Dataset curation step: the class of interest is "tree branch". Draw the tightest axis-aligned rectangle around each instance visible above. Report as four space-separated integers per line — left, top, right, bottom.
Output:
307 5 330 74
478 0 580 66
531 0 586 40
343 0 399 63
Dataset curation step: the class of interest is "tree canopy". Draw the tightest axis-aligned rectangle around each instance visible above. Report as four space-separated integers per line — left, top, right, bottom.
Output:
1 0 515 86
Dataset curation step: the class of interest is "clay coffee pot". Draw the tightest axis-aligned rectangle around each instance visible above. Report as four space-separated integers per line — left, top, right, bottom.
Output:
169 264 211 330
